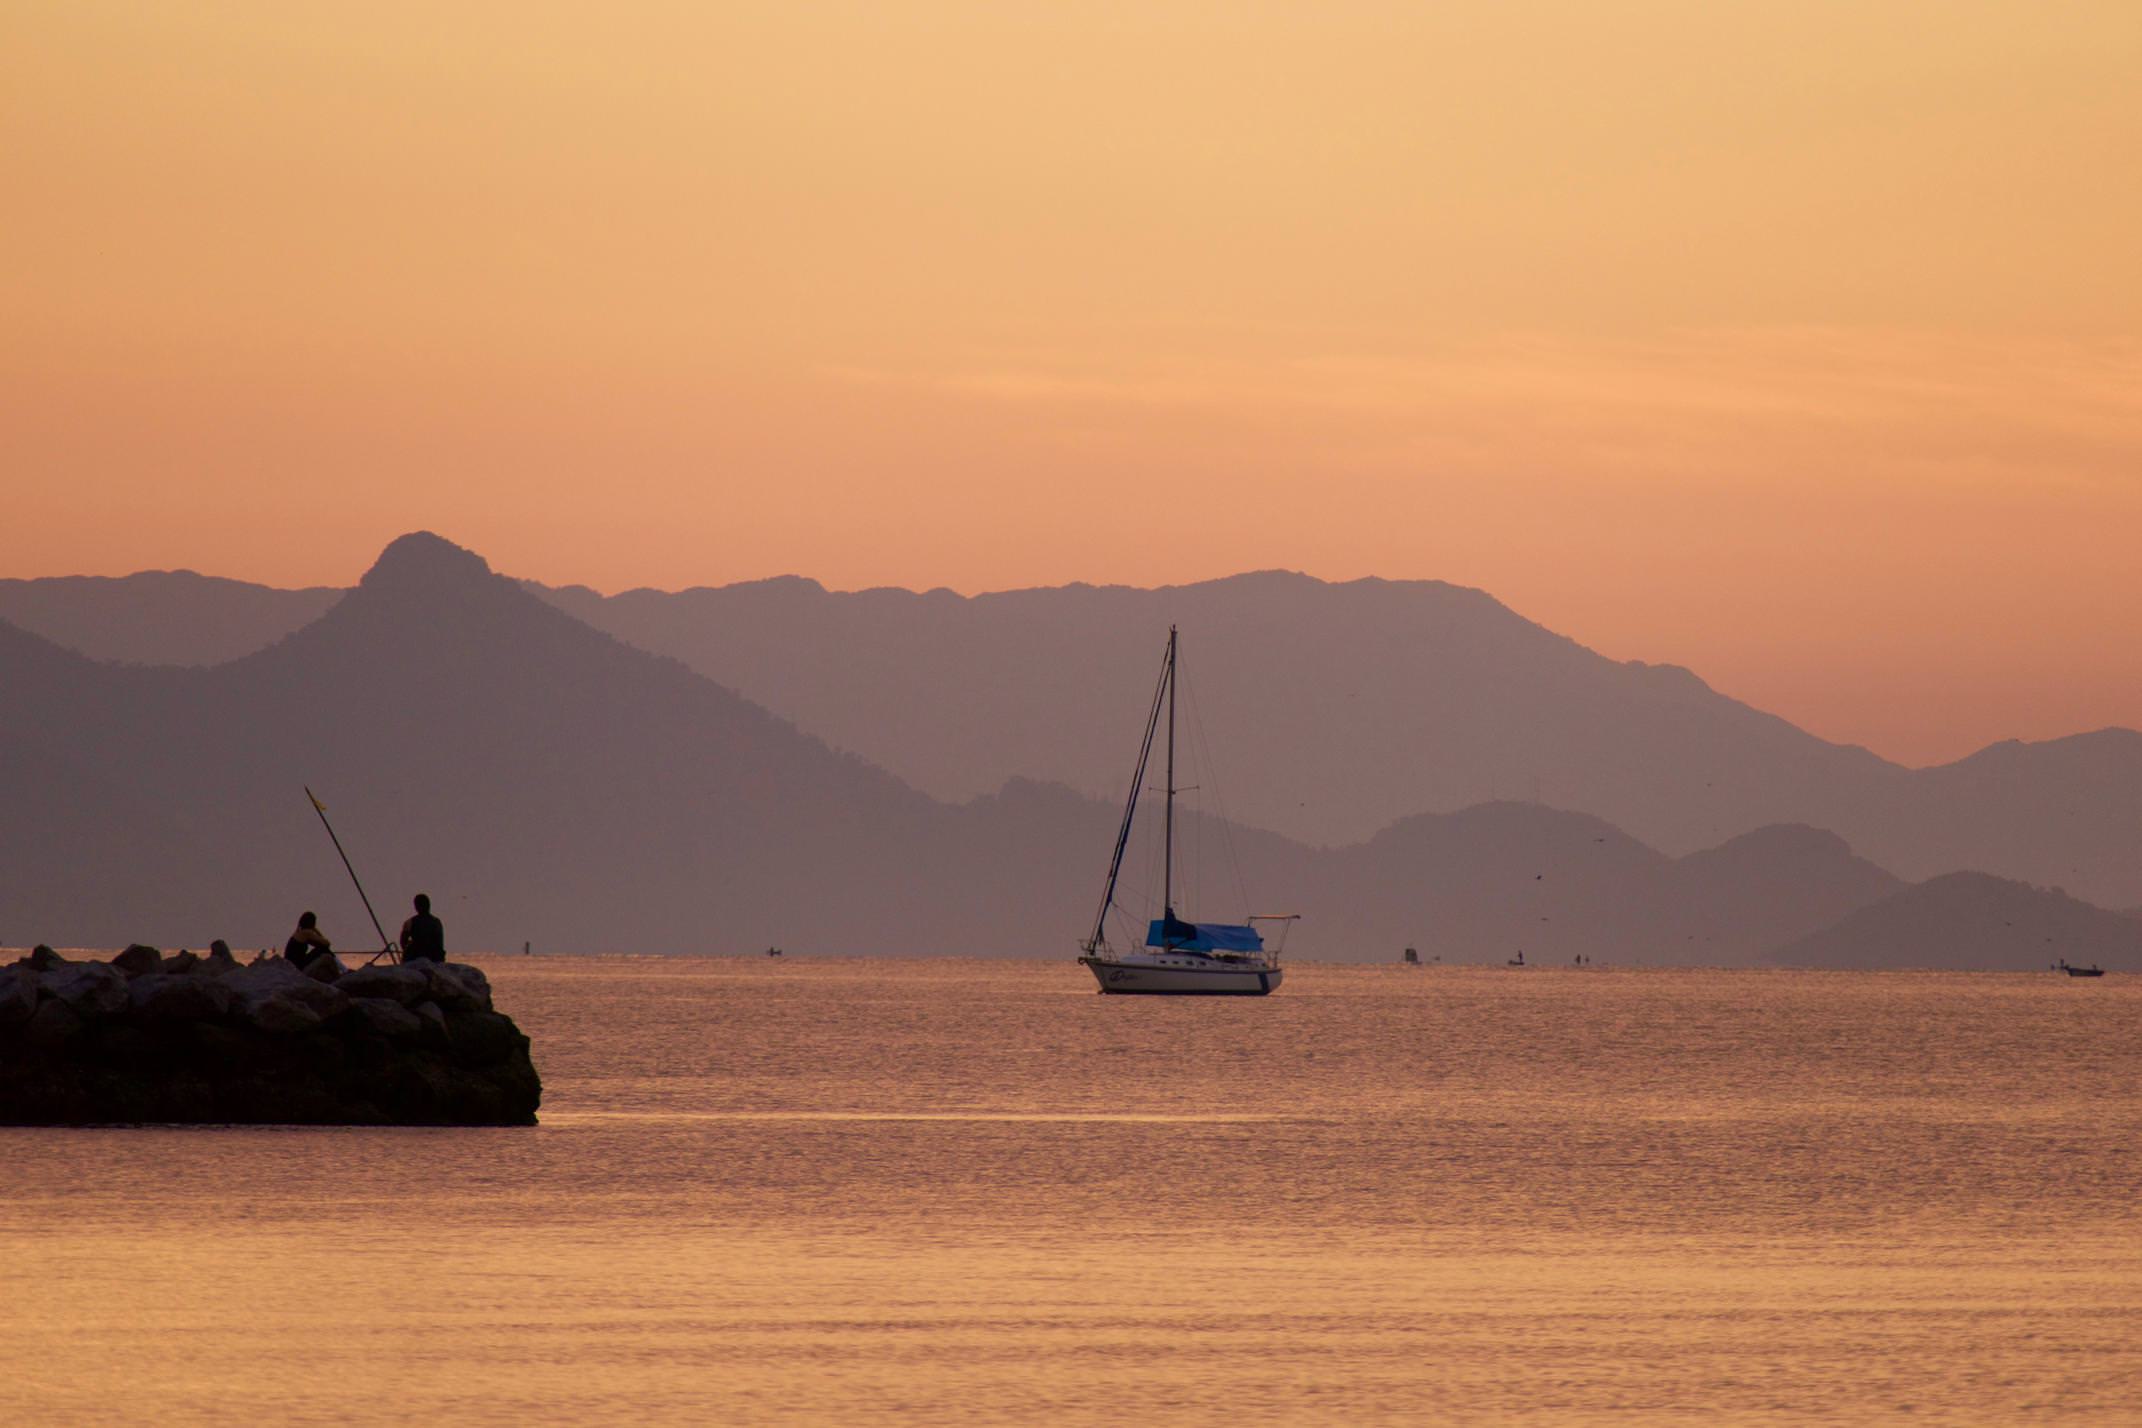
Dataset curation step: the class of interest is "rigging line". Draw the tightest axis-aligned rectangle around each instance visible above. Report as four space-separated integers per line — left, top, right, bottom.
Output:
1178 641 1199 915
1163 625 1176 918
1103 846 1147 950
1180 636 1206 916
1087 639 1171 950
1117 835 1159 922
1182 663 1252 917
1109 835 1152 948
1142 782 1164 932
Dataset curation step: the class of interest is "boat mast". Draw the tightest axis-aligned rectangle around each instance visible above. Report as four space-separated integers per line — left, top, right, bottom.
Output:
1085 631 1172 952
1164 624 1176 920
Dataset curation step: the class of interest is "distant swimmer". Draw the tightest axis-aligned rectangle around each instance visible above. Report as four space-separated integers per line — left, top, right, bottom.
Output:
399 893 445 963
285 911 332 968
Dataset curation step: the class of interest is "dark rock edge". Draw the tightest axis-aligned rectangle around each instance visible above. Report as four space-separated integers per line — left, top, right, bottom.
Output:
0 947 540 1127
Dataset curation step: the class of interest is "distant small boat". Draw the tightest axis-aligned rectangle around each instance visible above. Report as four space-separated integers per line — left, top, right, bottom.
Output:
1507 951 1527 967
2057 960 2104 978
1078 627 1293 995
766 946 784 958
1402 947 1420 965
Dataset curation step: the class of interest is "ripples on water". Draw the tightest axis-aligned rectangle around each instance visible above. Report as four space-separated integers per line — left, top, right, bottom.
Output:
4 959 2139 1424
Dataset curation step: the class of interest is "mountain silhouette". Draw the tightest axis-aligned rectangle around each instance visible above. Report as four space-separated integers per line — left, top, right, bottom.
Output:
1658 824 1903 965
1269 806 1904 965
17 557 2142 906
535 570 1884 852
0 534 953 951
0 532 2124 963
532 572 2142 906
0 570 337 667
1768 872 2142 971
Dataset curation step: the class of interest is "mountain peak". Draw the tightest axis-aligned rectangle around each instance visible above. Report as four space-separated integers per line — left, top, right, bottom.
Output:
360 532 494 592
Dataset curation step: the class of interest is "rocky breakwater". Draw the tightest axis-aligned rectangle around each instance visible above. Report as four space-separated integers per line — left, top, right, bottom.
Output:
0 946 540 1125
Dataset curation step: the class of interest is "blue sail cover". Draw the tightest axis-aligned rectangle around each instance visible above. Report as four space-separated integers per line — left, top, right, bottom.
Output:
1147 919 1264 953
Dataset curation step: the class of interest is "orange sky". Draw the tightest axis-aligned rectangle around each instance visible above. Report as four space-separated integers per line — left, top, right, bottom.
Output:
5 1 2140 765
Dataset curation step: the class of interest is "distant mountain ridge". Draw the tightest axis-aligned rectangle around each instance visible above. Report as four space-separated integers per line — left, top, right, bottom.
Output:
1769 873 2142 971
0 535 952 953
0 571 339 667
0 533 2123 968
527 571 2142 907
9 544 2142 916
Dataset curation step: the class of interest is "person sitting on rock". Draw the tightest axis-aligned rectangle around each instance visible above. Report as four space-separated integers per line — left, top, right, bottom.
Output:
285 911 332 968
399 893 445 963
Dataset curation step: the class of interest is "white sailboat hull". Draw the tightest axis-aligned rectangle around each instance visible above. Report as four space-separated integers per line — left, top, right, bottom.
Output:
1079 954 1283 996
1079 628 1295 997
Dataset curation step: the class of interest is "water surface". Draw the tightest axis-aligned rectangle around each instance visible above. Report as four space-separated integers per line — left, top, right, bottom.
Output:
5 959 2139 1423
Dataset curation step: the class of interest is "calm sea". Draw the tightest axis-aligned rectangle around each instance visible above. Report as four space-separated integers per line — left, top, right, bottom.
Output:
4 958 2139 1424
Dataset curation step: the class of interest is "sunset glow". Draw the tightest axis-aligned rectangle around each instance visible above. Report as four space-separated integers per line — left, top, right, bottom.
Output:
6 1 2140 761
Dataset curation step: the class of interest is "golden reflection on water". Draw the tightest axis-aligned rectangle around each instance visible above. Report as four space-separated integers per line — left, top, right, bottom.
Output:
5 959 2140 1424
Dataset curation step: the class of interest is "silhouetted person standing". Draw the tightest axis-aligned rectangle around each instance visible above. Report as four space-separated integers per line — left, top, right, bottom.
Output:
400 893 445 963
285 911 332 967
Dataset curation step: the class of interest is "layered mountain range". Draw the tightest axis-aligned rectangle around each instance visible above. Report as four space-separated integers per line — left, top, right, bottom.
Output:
529 574 2142 910
4 533 2138 969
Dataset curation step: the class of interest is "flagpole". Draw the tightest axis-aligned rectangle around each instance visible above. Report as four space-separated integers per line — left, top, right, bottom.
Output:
305 786 393 959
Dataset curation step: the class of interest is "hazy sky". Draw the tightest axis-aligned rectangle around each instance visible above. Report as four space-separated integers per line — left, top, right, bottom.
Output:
5 1 2139 764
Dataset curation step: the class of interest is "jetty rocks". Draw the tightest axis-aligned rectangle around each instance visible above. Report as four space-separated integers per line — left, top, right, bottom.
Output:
0 947 540 1126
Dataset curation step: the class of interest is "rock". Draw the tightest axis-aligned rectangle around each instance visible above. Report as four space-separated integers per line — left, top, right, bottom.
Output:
161 949 200 976
298 1032 349 1080
89 1021 155 1067
26 945 66 971
24 999 83 1050
227 959 348 1034
338 963 431 1006
40 963 129 1019
412 1000 451 1049
371 1056 459 1121
199 945 241 977
127 972 233 1024
417 960 492 1013
345 997 424 1042
113 944 164 979
186 1020 253 1068
0 952 538 1127
0 968 38 1028
216 1072 348 1125
237 995 325 1035
303 953 346 984
445 1010 524 1068
229 957 346 1003
151 1077 218 1123
482 1055 544 1124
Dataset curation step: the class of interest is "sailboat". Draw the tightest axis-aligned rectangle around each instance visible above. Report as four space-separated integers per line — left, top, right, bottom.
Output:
1078 627 1294 995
